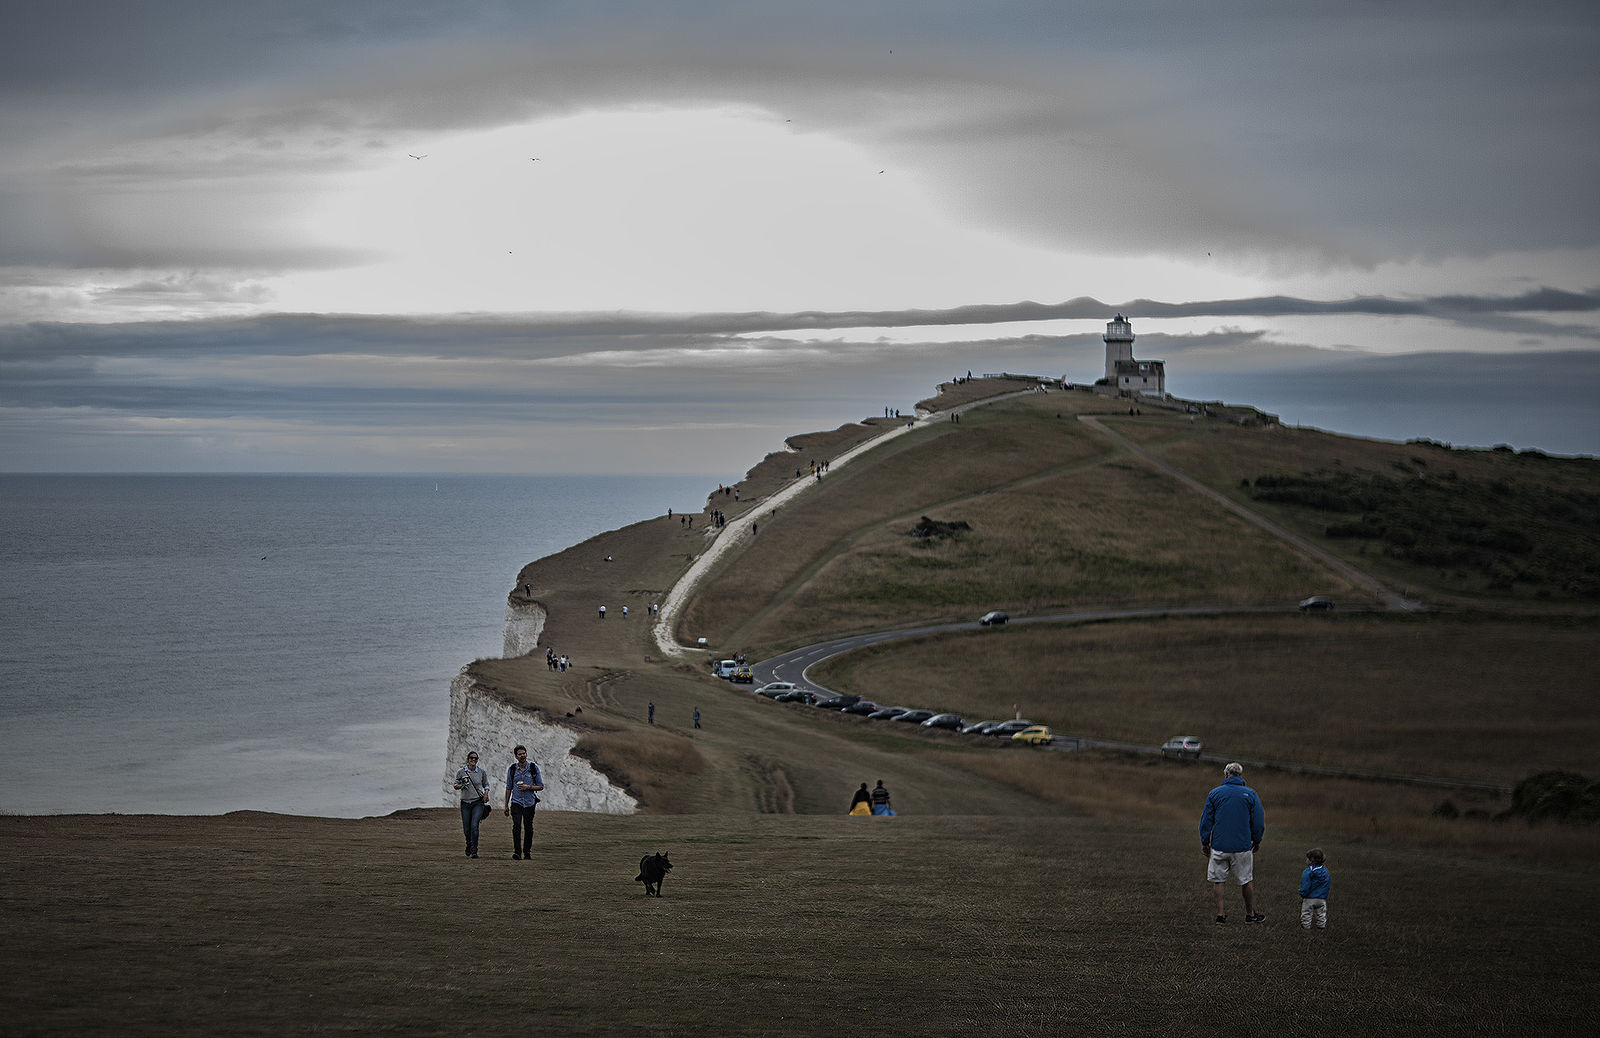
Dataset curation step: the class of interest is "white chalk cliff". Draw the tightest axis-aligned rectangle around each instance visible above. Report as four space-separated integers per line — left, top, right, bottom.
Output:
442 601 636 814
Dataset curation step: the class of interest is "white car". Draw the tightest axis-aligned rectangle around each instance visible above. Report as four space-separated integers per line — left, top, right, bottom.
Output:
754 682 798 698
1161 736 1203 758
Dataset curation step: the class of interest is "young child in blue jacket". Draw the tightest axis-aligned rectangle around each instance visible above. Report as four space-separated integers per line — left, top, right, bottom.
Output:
1299 847 1331 929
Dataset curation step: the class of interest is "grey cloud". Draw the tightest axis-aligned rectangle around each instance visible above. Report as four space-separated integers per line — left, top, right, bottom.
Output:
4 307 1596 472
4 3 1595 270
4 287 1596 367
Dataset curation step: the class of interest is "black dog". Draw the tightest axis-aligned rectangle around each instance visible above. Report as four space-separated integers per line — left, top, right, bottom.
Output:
635 852 672 896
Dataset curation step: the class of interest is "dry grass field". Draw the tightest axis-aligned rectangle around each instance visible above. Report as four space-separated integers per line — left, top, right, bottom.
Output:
8 382 1598 1035
808 613 1600 787
677 392 1360 658
4 811 1597 1036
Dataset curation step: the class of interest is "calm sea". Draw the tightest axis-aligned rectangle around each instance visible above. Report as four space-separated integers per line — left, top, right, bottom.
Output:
0 473 711 817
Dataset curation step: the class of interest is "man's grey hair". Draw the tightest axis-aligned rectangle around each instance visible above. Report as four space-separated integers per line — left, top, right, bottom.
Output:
1224 762 1243 777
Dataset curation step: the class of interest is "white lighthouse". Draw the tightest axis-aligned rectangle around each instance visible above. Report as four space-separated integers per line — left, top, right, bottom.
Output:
1103 313 1135 382
1101 313 1166 398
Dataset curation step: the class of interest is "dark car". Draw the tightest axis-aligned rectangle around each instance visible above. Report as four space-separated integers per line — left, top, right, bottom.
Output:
814 694 862 710
868 707 909 720
921 713 965 731
979 610 1009 626
961 720 1004 735
986 719 1034 738
775 689 818 704
1299 596 1335 611
893 709 936 724
842 700 881 715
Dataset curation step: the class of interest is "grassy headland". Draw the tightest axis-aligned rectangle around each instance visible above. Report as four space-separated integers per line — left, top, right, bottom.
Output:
6 378 1598 1034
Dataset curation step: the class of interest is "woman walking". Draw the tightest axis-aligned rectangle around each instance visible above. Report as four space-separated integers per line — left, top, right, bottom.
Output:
452 751 490 858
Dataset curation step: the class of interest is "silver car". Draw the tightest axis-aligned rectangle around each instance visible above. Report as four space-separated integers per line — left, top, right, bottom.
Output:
1161 736 1203 758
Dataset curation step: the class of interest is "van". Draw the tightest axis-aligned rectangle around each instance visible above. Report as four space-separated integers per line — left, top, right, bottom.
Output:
713 659 739 679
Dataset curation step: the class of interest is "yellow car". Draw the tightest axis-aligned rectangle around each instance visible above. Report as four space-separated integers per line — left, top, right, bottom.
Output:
1011 725 1053 746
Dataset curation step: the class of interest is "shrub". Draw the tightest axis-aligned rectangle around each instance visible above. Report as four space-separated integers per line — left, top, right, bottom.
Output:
1510 771 1600 824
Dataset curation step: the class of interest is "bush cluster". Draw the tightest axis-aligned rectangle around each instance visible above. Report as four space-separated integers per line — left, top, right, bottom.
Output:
1247 469 1600 599
1510 771 1600 824
909 515 972 542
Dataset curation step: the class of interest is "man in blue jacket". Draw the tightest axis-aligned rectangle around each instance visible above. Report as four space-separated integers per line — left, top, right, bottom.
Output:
1199 761 1266 924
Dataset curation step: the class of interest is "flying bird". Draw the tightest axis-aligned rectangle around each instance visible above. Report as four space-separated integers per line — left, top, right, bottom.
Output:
408 153 427 160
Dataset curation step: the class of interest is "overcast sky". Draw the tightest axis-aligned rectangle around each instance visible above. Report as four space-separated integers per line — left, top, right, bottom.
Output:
2 0 1596 474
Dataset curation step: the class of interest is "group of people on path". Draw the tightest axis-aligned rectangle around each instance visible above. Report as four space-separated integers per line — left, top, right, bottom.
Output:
597 602 657 620
848 780 894 817
1199 761 1332 929
452 746 545 860
544 648 570 671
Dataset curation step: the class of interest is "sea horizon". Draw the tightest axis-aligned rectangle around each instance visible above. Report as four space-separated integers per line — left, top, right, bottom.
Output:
0 472 714 818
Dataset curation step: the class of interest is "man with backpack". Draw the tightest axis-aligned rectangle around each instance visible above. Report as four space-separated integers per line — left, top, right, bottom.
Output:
502 745 545 860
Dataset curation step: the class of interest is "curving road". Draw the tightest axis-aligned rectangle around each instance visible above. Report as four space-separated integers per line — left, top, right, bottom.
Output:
672 396 1480 787
742 604 1506 794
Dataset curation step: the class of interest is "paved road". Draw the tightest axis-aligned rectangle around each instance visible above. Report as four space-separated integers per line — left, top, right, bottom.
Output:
742 605 1509 794
751 604 1287 689
695 399 1476 789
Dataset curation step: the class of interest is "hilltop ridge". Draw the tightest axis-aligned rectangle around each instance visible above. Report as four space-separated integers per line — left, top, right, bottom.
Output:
469 376 1597 823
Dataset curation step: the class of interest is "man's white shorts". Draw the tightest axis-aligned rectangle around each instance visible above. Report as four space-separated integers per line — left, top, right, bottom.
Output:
1207 848 1254 884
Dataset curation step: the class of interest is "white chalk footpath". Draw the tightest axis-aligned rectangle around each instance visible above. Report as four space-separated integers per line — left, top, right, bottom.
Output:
651 414 927 658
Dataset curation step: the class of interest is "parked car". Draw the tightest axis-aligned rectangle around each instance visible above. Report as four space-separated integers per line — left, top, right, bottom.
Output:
867 707 909 720
979 610 1009 626
986 719 1034 738
1011 725 1054 746
729 666 754 683
842 700 881 715
1161 736 1203 758
893 709 936 724
754 682 797 698
961 719 1005 735
815 694 861 710
713 659 740 678
921 713 965 730
1298 595 1335 612
775 689 819 704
